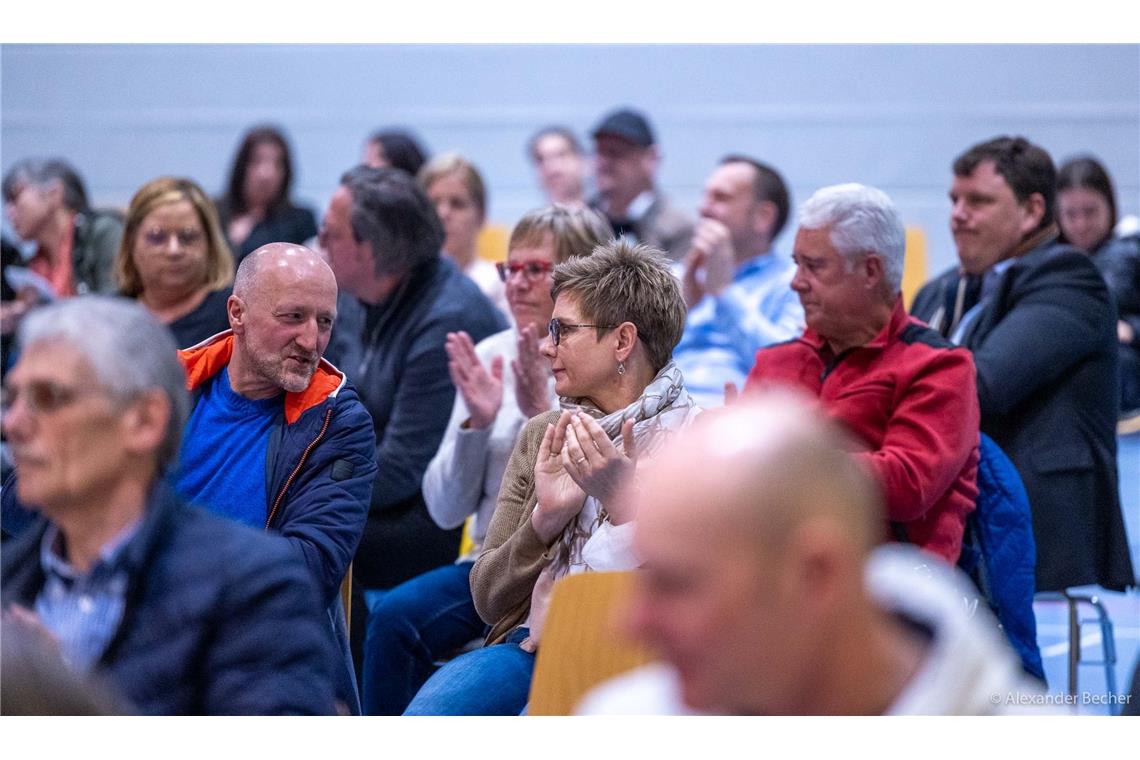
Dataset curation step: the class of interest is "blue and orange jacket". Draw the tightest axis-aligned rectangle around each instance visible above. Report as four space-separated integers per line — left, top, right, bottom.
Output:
179 331 378 606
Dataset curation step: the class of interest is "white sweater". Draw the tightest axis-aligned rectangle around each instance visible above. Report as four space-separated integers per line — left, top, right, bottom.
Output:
578 545 1052 715
421 328 555 560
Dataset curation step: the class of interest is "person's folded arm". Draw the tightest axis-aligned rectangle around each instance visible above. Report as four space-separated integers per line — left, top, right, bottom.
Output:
851 348 980 523
469 413 558 625
971 254 1112 416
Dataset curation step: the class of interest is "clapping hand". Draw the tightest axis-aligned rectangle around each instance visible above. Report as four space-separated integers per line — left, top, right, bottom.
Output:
562 413 638 521
445 331 503 429
532 411 588 543
512 323 552 419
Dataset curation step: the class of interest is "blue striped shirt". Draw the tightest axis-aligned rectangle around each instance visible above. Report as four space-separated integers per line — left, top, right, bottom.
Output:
35 520 140 673
674 253 804 408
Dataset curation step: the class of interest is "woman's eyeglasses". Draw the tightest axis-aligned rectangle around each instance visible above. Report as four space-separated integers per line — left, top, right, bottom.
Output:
546 317 617 346
495 261 554 283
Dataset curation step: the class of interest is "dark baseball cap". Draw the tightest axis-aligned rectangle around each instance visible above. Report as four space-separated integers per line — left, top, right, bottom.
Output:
591 108 655 148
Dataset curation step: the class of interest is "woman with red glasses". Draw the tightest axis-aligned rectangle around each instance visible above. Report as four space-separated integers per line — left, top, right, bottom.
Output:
360 204 612 715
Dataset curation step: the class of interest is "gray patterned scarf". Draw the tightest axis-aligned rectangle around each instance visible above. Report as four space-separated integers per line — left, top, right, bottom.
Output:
552 361 694 571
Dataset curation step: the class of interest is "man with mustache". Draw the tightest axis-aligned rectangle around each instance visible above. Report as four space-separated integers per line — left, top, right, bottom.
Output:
588 107 693 262
175 242 377 713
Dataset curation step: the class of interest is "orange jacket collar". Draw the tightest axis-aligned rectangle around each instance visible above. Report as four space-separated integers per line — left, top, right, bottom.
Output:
178 331 345 425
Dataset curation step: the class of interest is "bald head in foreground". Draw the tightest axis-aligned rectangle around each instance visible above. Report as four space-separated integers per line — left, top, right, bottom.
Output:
579 393 1043 715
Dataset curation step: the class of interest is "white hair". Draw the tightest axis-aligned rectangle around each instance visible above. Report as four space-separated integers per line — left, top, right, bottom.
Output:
798 183 906 294
18 296 190 470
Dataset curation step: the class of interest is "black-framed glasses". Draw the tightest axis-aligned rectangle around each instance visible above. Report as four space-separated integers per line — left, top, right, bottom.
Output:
143 228 204 248
495 261 555 283
1 380 90 416
547 317 616 346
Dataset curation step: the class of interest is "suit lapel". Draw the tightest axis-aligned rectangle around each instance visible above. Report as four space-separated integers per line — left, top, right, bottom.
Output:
961 263 1016 348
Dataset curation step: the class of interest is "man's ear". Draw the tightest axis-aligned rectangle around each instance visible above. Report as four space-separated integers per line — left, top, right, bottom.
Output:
641 145 661 177
862 253 885 291
359 240 378 273
779 519 847 611
43 178 65 207
120 390 172 458
752 200 778 241
1018 192 1047 237
227 295 245 333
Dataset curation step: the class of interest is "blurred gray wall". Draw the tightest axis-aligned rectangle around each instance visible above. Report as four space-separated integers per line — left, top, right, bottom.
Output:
2 44 1137 274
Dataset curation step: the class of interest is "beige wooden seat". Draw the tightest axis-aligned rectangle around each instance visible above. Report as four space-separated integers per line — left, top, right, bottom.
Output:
527 570 656 715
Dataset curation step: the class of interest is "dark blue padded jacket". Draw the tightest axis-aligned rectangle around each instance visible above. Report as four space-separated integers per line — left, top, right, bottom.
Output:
1 482 337 715
959 433 1044 680
178 331 378 607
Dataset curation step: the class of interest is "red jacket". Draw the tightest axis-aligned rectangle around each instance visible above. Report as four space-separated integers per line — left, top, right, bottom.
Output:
745 301 979 563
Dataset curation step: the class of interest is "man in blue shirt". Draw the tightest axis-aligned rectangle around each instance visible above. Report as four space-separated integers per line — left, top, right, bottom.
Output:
1 296 334 714
674 156 804 407
176 242 377 713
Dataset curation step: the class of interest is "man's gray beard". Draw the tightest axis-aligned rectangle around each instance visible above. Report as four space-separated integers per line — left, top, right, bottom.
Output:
252 352 315 394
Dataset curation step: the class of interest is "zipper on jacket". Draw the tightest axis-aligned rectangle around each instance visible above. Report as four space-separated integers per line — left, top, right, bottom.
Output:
819 347 856 383
265 407 334 530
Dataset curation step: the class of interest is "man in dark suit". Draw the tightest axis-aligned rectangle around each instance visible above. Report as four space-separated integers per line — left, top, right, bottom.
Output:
912 136 1134 592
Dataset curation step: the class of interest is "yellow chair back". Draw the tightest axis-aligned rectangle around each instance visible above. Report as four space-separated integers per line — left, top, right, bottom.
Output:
902 226 929 310
527 571 656 715
477 224 509 263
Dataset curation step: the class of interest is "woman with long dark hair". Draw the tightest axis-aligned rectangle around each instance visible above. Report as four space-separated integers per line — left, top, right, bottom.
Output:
216 125 317 261
1057 156 1140 412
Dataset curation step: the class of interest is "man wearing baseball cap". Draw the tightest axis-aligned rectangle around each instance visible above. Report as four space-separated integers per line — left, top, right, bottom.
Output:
588 107 694 261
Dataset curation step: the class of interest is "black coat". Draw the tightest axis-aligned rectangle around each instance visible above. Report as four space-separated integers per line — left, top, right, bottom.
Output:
913 239 1135 591
325 256 508 590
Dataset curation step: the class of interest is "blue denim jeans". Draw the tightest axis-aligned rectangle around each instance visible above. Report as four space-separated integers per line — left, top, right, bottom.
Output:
403 627 535 715
361 561 486 715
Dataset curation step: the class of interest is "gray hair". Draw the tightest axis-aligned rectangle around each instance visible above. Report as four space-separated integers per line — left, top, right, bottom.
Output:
232 246 262 298
339 165 443 277
551 239 686 373
798 183 905 295
2 158 91 214
18 296 190 470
